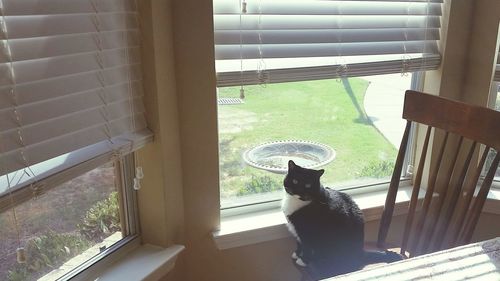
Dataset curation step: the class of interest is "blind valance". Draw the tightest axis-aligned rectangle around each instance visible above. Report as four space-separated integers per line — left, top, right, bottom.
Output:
0 0 149 175
213 0 443 87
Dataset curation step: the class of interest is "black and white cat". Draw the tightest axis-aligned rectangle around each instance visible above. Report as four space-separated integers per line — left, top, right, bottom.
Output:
282 160 401 278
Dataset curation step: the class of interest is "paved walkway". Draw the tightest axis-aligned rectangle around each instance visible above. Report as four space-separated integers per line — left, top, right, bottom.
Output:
363 74 412 148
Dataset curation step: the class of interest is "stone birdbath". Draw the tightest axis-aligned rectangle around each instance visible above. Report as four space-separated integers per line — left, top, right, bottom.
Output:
243 140 336 174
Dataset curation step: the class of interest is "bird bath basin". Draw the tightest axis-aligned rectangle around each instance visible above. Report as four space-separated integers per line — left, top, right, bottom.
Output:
243 140 336 174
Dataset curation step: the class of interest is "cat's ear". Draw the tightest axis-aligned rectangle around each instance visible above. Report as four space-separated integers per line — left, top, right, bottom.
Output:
316 169 325 177
288 160 296 171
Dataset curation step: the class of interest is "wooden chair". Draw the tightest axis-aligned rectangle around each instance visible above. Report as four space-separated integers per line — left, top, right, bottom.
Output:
293 90 500 280
377 90 500 258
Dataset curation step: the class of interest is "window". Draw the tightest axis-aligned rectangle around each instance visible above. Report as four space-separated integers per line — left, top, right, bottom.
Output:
0 156 137 281
0 0 151 279
213 0 442 210
218 74 414 209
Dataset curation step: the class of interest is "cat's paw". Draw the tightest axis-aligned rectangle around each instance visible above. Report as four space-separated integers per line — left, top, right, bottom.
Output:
291 251 298 260
295 258 307 267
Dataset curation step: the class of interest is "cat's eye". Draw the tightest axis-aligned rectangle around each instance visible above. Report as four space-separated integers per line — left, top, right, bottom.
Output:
292 179 298 184
305 183 312 188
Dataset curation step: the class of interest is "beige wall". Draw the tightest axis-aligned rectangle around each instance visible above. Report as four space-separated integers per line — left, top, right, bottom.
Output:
136 1 500 281
137 0 185 249
462 0 500 105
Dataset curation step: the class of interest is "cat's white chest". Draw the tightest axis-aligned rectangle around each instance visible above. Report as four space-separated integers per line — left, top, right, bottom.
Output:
281 193 311 216
281 193 311 240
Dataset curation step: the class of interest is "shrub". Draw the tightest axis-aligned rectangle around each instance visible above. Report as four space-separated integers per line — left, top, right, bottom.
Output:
7 267 30 281
359 160 395 178
237 175 282 196
7 231 90 281
78 192 121 242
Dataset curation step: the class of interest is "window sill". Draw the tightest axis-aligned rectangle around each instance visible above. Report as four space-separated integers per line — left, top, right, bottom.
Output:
213 186 416 250
60 237 184 281
40 233 124 281
94 244 185 281
213 187 500 250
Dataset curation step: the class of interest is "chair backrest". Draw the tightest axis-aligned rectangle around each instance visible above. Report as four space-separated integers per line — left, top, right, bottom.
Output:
377 90 500 257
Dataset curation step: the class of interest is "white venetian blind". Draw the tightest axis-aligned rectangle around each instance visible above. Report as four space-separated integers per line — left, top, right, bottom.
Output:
0 0 149 175
213 0 443 87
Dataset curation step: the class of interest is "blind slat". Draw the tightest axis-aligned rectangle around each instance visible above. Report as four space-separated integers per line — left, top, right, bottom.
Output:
216 41 439 60
215 28 440 45
2 0 136 15
1 98 145 152
214 15 441 30
0 47 140 85
1 30 139 63
214 0 442 16
0 13 138 40
216 55 441 86
0 82 143 131
0 64 142 109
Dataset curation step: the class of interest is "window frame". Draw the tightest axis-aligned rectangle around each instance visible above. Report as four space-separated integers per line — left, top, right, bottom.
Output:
218 72 423 216
0 151 141 280
61 153 140 281
213 0 440 214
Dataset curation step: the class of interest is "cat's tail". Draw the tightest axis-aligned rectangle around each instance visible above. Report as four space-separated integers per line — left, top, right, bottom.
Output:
362 249 403 265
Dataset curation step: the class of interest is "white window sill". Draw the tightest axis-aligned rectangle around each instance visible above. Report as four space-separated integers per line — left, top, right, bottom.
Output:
213 187 500 250
40 233 124 280
213 186 415 250
95 244 185 281
61 237 184 281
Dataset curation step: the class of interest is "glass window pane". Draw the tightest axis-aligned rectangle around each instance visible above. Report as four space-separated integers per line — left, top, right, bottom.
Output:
494 83 500 181
0 162 123 281
218 74 412 208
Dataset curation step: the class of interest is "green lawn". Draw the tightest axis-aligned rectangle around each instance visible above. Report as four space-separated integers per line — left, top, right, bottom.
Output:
217 78 398 199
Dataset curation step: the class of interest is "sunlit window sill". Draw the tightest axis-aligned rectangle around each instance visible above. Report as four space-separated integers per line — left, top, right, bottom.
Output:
35 234 184 281
40 233 123 281
213 186 500 250
57 236 185 281
94 244 185 281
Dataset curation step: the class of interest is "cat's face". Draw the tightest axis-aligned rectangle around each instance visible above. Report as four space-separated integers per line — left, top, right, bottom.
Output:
283 160 324 201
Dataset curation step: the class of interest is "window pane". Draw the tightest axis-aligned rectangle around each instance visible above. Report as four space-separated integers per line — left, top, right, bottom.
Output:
218 73 411 208
494 84 500 181
0 162 123 281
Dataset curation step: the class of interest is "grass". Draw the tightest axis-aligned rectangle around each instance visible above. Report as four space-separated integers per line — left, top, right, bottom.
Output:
218 77 398 199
